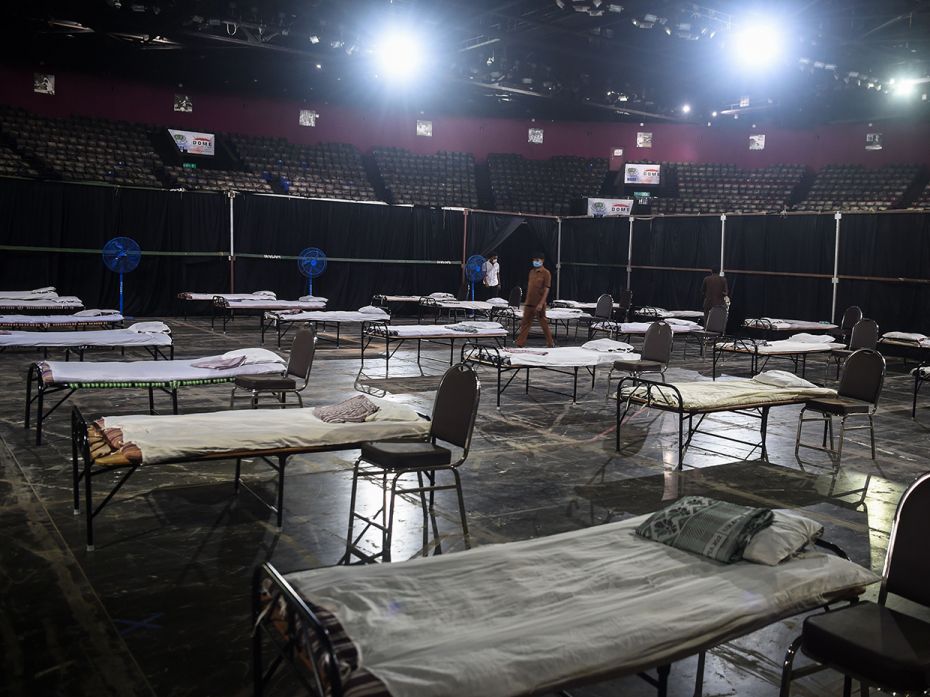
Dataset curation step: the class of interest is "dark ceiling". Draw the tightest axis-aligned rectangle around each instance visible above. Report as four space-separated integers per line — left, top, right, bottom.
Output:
5 0 930 124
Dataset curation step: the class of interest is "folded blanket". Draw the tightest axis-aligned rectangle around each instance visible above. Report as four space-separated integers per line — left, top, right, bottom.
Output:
429 292 455 300
299 295 328 303
788 333 835 344
665 318 700 327
883 331 928 342
581 338 634 353
751 370 818 389
189 355 247 370
635 496 773 564
34 286 57 294
128 321 171 334
74 309 120 317
313 395 381 423
357 305 390 316
487 297 509 306
255 290 276 297
445 324 479 333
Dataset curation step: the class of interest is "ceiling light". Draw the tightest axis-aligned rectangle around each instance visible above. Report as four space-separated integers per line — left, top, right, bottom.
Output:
893 78 916 97
711 111 718 117
732 20 783 69
681 103 691 113
309 35 320 44
375 29 425 82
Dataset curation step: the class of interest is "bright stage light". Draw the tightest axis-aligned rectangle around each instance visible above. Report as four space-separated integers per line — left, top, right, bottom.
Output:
892 78 916 97
375 29 425 81
681 103 691 114
731 21 783 69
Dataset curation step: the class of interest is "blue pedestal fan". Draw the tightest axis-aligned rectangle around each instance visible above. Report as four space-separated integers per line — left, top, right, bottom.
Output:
102 236 141 315
464 254 486 301
298 247 327 297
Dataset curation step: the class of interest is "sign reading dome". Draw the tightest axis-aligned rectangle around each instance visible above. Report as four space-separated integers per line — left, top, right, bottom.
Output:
168 129 215 156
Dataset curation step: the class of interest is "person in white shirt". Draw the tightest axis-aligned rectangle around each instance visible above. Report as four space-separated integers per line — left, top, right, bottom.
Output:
482 254 501 299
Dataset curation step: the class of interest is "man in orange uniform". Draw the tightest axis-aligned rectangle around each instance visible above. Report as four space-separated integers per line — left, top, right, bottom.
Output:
515 251 555 348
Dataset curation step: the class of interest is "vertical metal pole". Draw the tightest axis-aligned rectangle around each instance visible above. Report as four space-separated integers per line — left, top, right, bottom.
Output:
832 211 842 324
461 209 469 289
719 214 727 274
626 216 634 290
228 191 236 294
556 217 562 300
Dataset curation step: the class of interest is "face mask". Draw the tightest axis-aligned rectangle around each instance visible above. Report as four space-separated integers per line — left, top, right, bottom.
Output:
532 260 543 268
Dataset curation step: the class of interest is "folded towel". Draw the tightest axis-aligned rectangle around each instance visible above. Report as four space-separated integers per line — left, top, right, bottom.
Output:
313 395 381 423
486 297 509 306
444 324 479 333
127 321 171 334
635 496 773 564
190 355 247 370
457 321 504 330
429 292 455 300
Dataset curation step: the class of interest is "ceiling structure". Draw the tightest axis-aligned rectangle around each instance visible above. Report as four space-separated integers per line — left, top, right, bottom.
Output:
4 0 930 124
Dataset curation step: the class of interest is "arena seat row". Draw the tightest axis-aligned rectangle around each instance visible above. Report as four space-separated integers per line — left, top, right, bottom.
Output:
372 147 478 208
163 165 274 194
488 154 608 215
909 181 930 210
793 163 920 212
0 141 37 178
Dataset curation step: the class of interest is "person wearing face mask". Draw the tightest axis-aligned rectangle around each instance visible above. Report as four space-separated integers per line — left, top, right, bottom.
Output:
515 251 554 348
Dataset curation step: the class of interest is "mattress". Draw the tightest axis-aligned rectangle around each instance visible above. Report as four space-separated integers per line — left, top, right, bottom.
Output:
880 332 930 349
91 399 429 465
281 514 878 697
552 299 620 310
544 309 592 321
718 339 843 355
0 328 172 348
423 300 494 311
620 379 835 411
218 299 327 310
179 291 276 301
0 296 84 310
744 318 837 331
0 312 123 329
637 307 704 319
268 310 389 323
495 346 638 368
368 324 508 339
376 295 424 303
0 287 58 300
39 355 284 387
592 321 694 334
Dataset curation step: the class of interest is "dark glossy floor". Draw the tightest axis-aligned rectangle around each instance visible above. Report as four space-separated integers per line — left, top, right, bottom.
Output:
2 315 928 697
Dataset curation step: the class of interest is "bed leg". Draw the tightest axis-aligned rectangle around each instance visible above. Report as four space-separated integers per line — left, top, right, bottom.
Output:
148 386 155 415
71 418 80 515
657 664 670 697
275 456 285 531
84 451 95 551
234 459 242 493
678 414 685 470
24 364 34 430
496 369 502 410
760 406 770 460
525 367 530 394
171 390 178 415
35 383 45 446
693 651 706 697
779 635 803 697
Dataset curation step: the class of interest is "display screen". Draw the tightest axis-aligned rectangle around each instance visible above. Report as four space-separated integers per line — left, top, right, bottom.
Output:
168 129 215 156
624 163 661 185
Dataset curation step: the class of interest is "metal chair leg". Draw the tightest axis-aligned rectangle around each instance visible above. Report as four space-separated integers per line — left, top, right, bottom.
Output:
868 414 875 458
452 468 470 549
778 635 803 697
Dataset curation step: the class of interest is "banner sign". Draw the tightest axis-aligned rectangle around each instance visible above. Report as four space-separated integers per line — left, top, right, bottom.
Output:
623 163 661 185
587 198 634 217
169 129 215 156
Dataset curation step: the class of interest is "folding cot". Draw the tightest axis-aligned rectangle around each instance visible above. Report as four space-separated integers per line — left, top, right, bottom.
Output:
0 287 59 300
877 331 930 364
212 296 328 331
253 514 877 697
634 306 705 321
615 374 836 468
0 326 173 360
418 296 494 323
261 308 390 347
361 321 508 366
177 290 276 317
461 341 635 406
742 318 838 340
0 296 84 313
590 319 697 342
552 298 621 311
712 336 844 379
0 310 123 331
26 349 286 444
71 398 430 549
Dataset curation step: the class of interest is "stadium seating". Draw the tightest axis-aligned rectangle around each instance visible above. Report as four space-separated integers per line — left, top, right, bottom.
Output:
163 165 273 194
0 140 36 178
488 154 608 215
793 163 920 212
909 181 930 210
372 147 477 207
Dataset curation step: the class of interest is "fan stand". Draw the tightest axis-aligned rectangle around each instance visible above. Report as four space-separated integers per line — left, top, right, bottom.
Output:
308 277 313 298
119 272 125 315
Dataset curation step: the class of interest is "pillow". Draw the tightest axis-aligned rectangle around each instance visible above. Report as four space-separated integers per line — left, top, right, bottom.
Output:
429 292 455 300
743 510 823 565
883 331 928 342
357 305 389 316
254 290 276 297
582 338 634 353
751 370 819 389
665 318 700 327
788 333 835 344
299 295 328 303
221 348 286 366
128 321 170 334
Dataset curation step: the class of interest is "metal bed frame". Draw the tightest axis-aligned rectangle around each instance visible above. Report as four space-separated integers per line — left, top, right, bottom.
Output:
251 540 857 697
371 294 428 321
360 320 506 367
417 296 493 324
460 342 598 408
212 297 326 332
0 339 172 362
0 316 123 331
741 318 837 342
711 336 829 380
914 364 928 418
261 313 378 348
69 405 426 550
615 375 813 469
0 301 85 314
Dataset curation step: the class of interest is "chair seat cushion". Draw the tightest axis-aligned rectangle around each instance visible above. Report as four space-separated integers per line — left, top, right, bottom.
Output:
234 375 296 390
805 397 871 415
361 441 452 469
802 602 930 691
613 359 665 372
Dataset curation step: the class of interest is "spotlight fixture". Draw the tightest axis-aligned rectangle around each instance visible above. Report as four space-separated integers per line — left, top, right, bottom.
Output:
892 79 916 97
711 110 718 117
309 34 319 44
681 103 691 113
375 29 425 82
732 20 783 69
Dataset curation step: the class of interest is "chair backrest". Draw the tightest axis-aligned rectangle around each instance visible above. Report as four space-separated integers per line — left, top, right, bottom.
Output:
430 363 481 450
837 348 885 405
617 289 633 311
508 286 522 307
840 305 863 332
286 327 317 384
641 321 674 364
594 293 614 320
881 471 930 607
705 305 728 334
848 318 879 350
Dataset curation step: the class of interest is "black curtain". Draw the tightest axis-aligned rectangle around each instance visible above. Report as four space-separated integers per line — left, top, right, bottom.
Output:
630 215 720 311
233 195 463 309
724 214 835 326
835 212 930 331
558 217 628 302
465 212 559 298
0 179 228 316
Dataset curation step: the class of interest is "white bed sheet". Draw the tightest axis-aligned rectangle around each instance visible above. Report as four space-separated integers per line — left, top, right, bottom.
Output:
744 318 837 331
500 347 638 368
41 356 283 384
370 324 508 339
0 313 123 326
593 321 694 334
552 299 620 310
719 339 843 355
637 307 704 319
220 299 327 310
0 329 172 348
620 378 835 410
268 310 389 323
0 296 84 310
424 300 494 311
286 514 878 697
545 309 592 320
100 400 429 464
180 291 276 301
0 288 58 300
